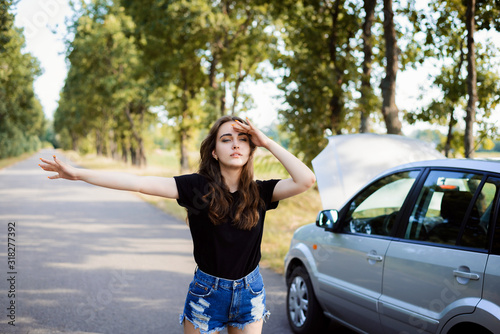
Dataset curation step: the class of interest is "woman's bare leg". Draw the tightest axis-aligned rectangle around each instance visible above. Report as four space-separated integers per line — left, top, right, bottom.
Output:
183 319 220 334
227 320 263 334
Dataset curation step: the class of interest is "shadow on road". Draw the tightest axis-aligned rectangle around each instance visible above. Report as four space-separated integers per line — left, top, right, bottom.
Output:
0 150 355 334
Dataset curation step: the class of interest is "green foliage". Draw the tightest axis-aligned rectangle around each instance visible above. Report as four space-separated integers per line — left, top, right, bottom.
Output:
436 130 464 157
0 1 45 158
480 138 495 151
404 0 500 157
120 0 276 170
0 0 14 51
55 1 155 165
475 0 500 31
39 0 500 165
269 0 366 163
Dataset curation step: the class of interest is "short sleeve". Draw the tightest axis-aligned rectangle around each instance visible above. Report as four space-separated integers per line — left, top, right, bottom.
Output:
174 173 210 212
257 179 281 211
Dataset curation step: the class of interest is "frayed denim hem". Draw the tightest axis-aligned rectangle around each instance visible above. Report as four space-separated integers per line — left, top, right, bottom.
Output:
227 309 271 330
179 310 271 333
179 313 227 334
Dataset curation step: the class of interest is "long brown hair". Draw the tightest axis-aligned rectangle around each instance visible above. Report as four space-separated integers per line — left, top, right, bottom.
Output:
198 116 264 230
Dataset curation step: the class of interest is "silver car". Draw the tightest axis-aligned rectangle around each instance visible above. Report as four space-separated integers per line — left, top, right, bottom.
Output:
284 159 500 334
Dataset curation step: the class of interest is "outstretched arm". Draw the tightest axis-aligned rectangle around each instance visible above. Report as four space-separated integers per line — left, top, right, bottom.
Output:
232 118 316 202
39 155 178 199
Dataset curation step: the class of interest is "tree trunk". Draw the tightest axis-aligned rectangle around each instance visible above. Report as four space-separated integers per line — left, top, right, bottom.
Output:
220 73 227 117
232 58 244 116
464 0 477 158
95 129 103 156
130 144 137 166
380 0 402 135
179 71 190 172
71 132 79 152
329 95 342 135
121 132 128 163
328 1 344 135
445 110 455 157
124 104 147 168
109 128 117 160
208 51 219 91
360 0 376 133
179 129 189 173
208 47 220 114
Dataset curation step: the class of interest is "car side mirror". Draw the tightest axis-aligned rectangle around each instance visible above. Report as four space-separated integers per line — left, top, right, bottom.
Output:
316 209 339 231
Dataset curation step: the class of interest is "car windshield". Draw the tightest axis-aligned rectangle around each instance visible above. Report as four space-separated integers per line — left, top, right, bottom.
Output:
343 170 420 236
355 178 416 216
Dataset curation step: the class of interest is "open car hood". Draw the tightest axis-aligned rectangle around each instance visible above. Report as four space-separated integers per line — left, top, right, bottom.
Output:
312 133 445 210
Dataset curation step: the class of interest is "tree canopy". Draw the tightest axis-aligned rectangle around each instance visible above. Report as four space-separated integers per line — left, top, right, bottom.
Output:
0 0 44 159
2 0 499 164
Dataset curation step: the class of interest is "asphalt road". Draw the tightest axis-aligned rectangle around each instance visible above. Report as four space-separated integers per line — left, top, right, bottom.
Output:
0 149 297 334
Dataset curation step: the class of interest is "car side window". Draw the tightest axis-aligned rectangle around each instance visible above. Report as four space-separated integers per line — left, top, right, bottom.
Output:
460 179 497 249
404 170 494 249
342 171 419 236
487 177 500 255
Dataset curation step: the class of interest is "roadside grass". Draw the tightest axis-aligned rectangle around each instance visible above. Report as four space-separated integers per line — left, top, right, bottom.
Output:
475 151 500 159
0 152 37 169
261 188 321 273
57 148 322 273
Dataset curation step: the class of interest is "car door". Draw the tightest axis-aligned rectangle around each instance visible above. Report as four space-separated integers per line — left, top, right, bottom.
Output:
477 176 500 331
379 170 495 334
315 170 421 334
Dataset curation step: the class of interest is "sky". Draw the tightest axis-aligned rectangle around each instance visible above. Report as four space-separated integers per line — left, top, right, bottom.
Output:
12 0 500 131
13 0 72 121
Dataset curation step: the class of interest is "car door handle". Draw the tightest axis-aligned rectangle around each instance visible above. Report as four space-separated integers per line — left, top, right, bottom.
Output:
453 270 480 280
366 254 383 262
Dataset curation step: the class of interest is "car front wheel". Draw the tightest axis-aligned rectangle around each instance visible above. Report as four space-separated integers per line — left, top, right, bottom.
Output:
286 266 327 333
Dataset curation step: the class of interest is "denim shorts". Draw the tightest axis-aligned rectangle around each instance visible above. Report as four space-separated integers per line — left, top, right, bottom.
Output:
179 266 270 334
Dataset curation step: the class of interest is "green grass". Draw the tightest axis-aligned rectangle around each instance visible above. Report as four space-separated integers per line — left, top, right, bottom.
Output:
0 152 38 169
261 187 322 273
60 148 322 273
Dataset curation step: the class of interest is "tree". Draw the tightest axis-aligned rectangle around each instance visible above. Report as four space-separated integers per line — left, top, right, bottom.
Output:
380 0 402 134
464 0 477 158
56 0 154 166
0 0 13 51
270 0 362 163
0 0 45 158
405 0 500 157
203 1 275 118
122 0 209 172
122 0 275 171
359 0 377 133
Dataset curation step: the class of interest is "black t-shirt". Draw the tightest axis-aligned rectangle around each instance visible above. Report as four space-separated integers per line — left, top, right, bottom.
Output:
174 173 280 279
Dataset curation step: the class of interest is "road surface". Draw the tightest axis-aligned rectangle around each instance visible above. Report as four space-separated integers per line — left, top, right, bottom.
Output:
0 149 297 334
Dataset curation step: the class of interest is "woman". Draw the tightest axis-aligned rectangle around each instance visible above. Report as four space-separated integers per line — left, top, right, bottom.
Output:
39 116 316 334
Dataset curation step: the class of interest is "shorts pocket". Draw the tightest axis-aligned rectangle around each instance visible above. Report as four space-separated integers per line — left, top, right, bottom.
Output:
188 280 213 297
247 277 264 295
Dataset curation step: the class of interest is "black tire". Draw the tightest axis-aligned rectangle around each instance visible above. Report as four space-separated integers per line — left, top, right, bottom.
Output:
286 266 327 334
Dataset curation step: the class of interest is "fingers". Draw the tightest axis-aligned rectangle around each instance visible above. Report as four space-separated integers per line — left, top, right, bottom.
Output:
53 154 62 166
39 155 58 165
244 117 255 128
231 122 247 133
39 155 61 179
39 157 55 169
232 117 254 133
39 157 52 165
